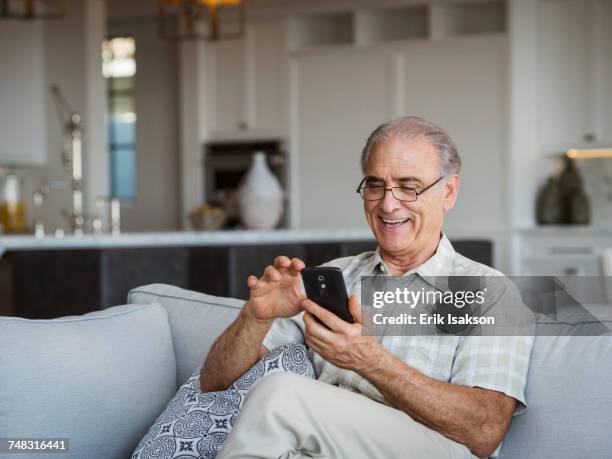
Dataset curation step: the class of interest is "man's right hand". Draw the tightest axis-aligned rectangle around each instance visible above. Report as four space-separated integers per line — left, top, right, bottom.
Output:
244 256 306 322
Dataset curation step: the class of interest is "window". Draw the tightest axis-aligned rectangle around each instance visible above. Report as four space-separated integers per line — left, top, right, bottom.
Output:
102 37 136 202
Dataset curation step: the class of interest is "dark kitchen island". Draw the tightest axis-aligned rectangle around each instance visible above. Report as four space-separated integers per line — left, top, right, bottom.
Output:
0 230 491 319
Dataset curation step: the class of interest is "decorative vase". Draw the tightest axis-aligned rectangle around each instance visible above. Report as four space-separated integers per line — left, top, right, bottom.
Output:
536 177 563 225
558 157 590 224
238 152 284 229
568 191 590 224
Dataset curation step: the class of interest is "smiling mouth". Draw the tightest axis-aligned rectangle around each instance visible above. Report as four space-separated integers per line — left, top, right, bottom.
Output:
379 216 410 227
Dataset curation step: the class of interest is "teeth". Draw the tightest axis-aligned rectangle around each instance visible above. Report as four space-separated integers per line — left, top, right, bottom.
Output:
382 218 409 224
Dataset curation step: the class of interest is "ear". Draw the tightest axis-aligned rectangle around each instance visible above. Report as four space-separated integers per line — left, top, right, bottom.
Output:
443 175 460 212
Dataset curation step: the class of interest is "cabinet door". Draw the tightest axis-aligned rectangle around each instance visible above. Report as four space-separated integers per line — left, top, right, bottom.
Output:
228 244 306 299
11 250 101 319
594 0 612 144
206 38 247 135
246 17 287 134
537 0 611 150
537 0 589 150
100 248 189 308
402 40 507 231
0 21 46 166
292 50 395 229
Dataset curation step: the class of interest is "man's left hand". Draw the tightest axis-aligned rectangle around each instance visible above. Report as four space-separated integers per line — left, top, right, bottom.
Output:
301 295 384 375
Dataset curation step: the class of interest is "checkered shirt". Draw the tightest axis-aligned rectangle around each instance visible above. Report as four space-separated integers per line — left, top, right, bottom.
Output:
263 234 534 454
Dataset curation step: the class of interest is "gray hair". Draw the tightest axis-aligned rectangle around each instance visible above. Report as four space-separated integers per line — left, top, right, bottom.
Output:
360 116 461 176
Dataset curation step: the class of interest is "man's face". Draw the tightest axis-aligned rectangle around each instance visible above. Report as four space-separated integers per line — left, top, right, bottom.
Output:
363 137 459 258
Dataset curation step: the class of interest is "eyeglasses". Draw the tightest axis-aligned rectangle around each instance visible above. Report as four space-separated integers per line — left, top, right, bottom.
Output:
356 176 445 202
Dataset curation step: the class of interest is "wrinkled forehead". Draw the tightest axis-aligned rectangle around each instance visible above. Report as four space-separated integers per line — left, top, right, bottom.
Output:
365 138 441 181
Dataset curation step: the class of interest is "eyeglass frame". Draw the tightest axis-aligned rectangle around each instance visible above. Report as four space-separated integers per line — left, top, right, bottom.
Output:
356 176 446 202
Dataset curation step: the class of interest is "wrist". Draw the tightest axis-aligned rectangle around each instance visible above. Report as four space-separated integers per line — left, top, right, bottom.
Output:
358 344 394 381
242 302 274 328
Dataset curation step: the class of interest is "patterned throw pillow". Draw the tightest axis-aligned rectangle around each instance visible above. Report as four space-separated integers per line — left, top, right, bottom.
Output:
132 343 316 459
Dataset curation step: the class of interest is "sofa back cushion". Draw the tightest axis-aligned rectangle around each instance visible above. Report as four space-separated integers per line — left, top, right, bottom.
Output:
500 322 612 458
128 284 244 385
0 303 176 459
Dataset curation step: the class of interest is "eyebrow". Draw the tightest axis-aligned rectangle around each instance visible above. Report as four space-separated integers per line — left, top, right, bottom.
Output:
365 175 424 186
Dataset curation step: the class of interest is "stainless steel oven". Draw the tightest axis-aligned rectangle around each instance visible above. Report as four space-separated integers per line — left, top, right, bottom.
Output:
204 140 288 228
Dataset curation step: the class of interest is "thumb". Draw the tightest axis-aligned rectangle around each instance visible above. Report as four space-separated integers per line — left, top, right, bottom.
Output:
348 294 362 324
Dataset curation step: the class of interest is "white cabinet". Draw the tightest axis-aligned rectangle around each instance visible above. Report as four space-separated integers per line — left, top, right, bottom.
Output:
0 21 46 166
205 16 287 140
514 230 612 305
401 38 508 231
515 229 612 276
291 37 507 231
290 48 395 229
289 2 506 50
205 38 246 135
537 0 612 153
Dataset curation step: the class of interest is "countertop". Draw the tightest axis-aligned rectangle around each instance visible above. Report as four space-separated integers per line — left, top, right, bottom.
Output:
517 226 612 237
0 229 376 257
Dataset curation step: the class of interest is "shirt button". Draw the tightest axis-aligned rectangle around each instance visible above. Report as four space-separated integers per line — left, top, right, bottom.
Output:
379 264 386 273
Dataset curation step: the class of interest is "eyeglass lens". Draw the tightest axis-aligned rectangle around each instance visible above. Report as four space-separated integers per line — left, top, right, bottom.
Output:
360 186 417 202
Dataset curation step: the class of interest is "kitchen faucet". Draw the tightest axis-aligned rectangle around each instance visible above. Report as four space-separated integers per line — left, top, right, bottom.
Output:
31 86 120 237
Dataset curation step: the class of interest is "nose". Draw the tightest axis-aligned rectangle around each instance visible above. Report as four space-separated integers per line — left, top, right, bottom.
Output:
379 188 402 214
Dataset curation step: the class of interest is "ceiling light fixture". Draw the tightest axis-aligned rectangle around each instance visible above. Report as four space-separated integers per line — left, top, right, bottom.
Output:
158 0 246 41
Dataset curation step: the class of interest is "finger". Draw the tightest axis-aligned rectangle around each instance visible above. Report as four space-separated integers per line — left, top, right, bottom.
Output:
304 328 335 358
289 257 306 275
273 256 291 269
301 298 346 332
348 295 362 324
304 334 321 354
247 275 258 288
303 310 340 342
263 265 281 282
303 311 327 336
304 311 325 331
304 333 326 354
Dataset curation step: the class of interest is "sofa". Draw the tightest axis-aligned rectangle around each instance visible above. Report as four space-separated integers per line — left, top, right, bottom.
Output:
1 283 611 459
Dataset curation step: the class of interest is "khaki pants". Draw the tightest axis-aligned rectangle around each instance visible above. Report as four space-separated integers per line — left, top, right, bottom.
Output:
217 373 477 459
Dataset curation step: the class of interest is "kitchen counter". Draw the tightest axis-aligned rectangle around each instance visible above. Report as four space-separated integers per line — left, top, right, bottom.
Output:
1 231 493 319
0 229 375 257
517 226 612 237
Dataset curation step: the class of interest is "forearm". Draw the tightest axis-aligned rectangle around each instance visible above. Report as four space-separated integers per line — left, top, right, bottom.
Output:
200 306 272 392
360 349 510 457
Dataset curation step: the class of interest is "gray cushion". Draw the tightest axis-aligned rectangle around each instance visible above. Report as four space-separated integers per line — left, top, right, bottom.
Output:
500 325 612 458
128 284 244 385
0 303 177 459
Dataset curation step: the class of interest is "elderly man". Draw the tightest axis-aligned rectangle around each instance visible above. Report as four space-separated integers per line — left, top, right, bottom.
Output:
201 116 534 459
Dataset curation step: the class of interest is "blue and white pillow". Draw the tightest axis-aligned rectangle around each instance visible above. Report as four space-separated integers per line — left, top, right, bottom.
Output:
132 343 315 459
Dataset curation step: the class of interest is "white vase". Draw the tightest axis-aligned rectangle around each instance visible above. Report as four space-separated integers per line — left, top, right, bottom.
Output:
238 152 284 229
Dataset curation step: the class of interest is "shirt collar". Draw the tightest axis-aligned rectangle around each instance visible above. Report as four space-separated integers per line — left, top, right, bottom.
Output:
370 233 456 290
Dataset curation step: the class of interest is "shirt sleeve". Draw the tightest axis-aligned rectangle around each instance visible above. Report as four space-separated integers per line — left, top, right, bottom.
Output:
450 276 535 415
262 313 306 351
450 334 534 414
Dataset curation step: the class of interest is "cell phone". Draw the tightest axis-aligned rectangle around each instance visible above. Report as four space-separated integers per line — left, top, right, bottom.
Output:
301 267 353 324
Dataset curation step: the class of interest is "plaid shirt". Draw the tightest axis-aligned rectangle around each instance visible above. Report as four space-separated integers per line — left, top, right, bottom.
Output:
263 234 534 454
